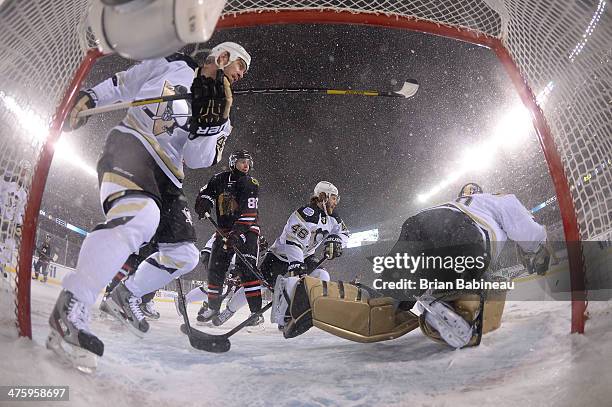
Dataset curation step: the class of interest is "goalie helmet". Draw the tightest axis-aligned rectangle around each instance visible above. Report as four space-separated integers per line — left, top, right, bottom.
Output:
210 42 251 72
314 181 339 201
458 182 483 197
229 149 253 171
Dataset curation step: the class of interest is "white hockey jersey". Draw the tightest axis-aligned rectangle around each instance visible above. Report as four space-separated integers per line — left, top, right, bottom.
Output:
428 193 546 261
0 174 27 225
270 204 350 264
90 54 230 188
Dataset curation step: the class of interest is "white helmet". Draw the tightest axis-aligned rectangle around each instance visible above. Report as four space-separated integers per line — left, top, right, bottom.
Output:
210 42 251 72
314 181 339 200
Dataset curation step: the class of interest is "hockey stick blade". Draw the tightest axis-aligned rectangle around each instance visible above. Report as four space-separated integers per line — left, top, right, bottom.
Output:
180 301 274 353
394 80 419 98
180 324 231 353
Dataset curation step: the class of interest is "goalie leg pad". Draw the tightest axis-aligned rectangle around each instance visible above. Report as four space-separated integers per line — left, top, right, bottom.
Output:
283 276 419 342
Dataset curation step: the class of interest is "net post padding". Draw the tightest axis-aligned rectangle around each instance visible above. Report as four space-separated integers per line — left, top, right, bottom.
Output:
16 49 103 339
217 9 587 333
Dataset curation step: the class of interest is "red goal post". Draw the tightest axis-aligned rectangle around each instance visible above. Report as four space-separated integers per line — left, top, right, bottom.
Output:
3 0 610 338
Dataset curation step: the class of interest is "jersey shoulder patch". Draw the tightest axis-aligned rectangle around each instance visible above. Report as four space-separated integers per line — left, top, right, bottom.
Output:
297 205 320 224
250 177 259 186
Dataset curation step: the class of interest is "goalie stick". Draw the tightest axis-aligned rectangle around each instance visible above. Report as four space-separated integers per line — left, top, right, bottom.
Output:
75 80 420 118
179 256 327 353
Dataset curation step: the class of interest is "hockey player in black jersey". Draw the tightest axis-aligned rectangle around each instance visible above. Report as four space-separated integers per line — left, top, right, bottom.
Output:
194 149 263 325
33 234 52 282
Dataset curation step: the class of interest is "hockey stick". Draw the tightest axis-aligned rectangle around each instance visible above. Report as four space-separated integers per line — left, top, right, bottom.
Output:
202 212 273 291
75 80 419 118
179 256 327 353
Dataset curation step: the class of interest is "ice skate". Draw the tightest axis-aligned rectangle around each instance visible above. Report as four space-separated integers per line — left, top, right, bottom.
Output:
47 290 103 374
212 307 235 326
197 302 209 316
196 308 218 325
245 313 265 333
140 300 160 320
106 282 149 337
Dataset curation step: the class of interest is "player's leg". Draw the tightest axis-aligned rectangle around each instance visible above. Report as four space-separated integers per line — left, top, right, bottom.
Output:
48 130 161 363
199 236 232 323
233 232 263 325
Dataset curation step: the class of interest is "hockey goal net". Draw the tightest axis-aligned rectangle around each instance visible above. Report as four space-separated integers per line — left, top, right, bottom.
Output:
0 0 610 337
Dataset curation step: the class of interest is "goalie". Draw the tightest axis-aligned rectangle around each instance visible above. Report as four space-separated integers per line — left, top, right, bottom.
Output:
272 183 551 349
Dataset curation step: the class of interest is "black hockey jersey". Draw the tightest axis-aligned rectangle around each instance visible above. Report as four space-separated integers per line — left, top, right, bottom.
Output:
199 171 259 234
38 241 52 262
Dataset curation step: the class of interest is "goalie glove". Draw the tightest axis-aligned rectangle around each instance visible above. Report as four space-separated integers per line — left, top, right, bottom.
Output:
63 90 96 132
517 243 551 276
188 69 233 139
324 234 343 259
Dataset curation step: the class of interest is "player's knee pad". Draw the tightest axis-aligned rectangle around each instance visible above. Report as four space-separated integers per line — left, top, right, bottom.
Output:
418 290 507 348
100 196 160 252
157 242 199 277
280 276 419 343
309 268 330 281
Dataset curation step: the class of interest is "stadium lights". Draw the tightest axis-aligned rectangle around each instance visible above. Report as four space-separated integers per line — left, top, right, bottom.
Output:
0 91 97 178
415 104 535 204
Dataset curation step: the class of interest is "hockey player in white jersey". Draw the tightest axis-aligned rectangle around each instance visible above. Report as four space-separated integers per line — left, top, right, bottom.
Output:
211 181 350 327
0 160 30 280
47 42 251 371
273 182 550 348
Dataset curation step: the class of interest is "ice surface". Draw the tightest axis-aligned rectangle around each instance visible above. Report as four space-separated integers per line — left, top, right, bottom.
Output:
1 279 612 406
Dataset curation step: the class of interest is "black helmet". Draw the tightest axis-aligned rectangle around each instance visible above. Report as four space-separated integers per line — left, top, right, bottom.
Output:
229 149 253 170
458 183 483 197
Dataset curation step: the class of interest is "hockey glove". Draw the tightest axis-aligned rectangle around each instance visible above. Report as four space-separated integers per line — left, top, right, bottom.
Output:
63 90 96 132
287 261 307 277
517 243 551 276
188 69 233 139
194 190 214 219
324 234 343 259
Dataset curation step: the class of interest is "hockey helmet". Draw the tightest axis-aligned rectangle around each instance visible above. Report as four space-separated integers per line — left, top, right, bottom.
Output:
458 183 483 197
229 149 253 170
210 42 251 72
314 181 339 201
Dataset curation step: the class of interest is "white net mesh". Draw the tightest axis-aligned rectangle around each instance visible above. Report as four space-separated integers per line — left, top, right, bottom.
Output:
222 0 612 242
1 0 609 333
0 0 92 330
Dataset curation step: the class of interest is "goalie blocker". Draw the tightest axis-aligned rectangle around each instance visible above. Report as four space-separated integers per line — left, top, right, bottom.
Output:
273 275 506 348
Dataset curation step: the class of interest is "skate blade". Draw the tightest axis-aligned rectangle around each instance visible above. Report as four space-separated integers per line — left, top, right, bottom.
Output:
46 330 98 374
196 319 214 327
104 298 146 338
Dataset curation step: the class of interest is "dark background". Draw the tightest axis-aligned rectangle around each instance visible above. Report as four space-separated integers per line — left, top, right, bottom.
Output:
39 24 559 279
